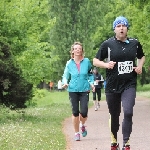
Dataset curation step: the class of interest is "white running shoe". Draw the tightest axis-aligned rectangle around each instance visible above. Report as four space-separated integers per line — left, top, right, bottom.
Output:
95 107 98 111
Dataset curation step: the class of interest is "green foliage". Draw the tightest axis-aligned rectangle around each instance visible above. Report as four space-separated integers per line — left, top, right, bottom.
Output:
127 0 149 9
0 0 58 86
49 0 109 79
0 0 150 89
26 88 51 107
0 37 33 109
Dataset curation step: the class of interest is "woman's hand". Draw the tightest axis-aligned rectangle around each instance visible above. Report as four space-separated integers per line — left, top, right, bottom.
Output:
62 84 68 89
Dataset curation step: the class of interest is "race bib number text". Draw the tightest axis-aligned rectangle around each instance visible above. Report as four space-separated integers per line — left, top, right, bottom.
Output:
118 61 133 74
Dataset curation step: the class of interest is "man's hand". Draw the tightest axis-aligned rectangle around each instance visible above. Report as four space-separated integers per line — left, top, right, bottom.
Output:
95 80 100 83
106 61 116 69
133 66 142 74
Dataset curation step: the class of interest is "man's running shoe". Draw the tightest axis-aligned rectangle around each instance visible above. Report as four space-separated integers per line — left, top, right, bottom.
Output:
81 125 87 137
122 145 130 150
111 143 120 150
74 133 80 141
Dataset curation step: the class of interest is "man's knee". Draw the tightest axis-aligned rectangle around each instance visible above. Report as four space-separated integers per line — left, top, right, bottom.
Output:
124 111 133 119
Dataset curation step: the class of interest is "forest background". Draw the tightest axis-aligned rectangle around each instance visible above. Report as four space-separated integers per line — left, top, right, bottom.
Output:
1 0 150 91
0 1 150 149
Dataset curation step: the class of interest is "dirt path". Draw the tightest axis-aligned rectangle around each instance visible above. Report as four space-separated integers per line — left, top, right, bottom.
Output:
63 96 150 150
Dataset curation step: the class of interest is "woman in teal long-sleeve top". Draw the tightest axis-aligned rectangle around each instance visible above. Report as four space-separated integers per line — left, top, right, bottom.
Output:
62 42 95 141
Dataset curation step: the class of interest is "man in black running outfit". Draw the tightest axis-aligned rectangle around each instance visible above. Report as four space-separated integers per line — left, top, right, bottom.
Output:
93 16 145 150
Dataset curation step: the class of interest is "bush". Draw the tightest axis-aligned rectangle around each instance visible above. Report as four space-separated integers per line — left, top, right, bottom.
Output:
0 37 33 109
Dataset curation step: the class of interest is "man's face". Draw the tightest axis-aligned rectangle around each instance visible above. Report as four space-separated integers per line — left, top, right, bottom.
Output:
114 24 128 40
93 70 97 74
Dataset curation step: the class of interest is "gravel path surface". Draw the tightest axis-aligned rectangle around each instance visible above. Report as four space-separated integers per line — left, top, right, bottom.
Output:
63 96 150 150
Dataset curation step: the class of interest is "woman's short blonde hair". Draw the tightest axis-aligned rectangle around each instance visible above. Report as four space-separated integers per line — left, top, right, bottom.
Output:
70 42 84 59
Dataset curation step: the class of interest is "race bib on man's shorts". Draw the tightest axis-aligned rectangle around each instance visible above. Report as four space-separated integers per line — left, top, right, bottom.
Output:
118 61 133 74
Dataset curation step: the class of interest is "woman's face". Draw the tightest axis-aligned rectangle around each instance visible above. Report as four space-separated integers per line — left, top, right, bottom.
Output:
72 44 83 56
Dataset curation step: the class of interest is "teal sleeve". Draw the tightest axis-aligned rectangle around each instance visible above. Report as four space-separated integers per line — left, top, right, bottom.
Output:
62 61 70 84
88 60 94 85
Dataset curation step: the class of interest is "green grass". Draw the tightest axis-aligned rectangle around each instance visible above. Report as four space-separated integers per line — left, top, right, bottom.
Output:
0 90 72 150
0 87 149 150
137 84 150 98
0 89 105 150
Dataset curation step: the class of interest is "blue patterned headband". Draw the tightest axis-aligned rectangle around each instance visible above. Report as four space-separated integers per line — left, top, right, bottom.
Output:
113 16 129 29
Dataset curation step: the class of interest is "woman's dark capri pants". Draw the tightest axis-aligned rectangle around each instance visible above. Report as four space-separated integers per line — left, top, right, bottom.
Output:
106 87 136 145
69 92 89 118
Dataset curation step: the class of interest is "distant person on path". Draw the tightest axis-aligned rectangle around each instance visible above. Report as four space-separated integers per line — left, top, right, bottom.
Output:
93 16 145 150
92 67 103 111
57 80 62 91
49 81 54 91
62 42 95 141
